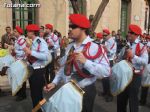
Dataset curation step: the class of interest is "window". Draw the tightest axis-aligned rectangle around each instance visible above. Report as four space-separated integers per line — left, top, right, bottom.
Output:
120 0 132 38
12 0 36 32
120 0 128 37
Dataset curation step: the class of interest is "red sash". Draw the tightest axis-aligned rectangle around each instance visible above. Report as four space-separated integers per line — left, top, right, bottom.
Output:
11 38 26 57
65 42 106 78
133 43 146 75
51 34 59 42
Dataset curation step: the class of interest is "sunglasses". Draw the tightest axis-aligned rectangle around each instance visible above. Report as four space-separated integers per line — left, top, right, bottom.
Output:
103 35 108 37
128 31 135 35
69 24 79 29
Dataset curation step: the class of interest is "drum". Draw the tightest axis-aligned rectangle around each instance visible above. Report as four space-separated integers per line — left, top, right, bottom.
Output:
7 60 33 96
0 54 15 72
32 81 84 112
0 49 9 57
141 64 150 87
110 60 133 96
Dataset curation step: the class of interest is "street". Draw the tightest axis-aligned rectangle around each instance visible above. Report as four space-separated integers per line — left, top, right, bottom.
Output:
0 76 150 112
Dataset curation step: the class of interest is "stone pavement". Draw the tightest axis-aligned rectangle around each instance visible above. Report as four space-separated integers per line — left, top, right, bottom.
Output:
0 76 150 112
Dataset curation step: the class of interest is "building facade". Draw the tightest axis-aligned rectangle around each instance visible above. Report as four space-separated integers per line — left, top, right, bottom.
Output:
0 0 149 39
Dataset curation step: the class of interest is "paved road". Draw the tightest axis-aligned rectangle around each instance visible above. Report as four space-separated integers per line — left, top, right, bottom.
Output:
0 77 150 112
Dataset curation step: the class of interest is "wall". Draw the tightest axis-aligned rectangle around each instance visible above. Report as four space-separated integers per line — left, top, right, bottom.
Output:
0 0 12 40
38 0 68 36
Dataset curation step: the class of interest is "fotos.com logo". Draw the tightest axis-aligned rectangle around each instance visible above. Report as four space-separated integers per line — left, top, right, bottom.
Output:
1 0 41 8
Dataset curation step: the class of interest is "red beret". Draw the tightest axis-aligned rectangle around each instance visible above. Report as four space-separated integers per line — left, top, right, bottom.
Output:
69 14 91 28
15 26 23 34
26 24 40 31
45 24 53 29
97 33 103 39
103 29 110 35
129 24 142 35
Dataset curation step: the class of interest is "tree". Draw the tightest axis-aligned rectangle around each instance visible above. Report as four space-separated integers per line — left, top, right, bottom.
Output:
148 0 150 34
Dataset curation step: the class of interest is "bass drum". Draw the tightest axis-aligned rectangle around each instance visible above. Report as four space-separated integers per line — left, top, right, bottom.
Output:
110 60 133 96
141 64 150 87
41 81 84 112
0 54 15 72
7 60 33 96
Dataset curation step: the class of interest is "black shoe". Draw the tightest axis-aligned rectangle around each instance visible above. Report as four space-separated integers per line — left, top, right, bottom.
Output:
105 96 113 102
139 100 146 106
15 96 26 102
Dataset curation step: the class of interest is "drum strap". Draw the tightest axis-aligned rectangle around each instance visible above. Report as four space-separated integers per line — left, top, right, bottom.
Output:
17 38 26 46
83 42 102 60
51 33 58 42
133 43 146 75
64 46 74 76
11 38 26 57
98 46 109 64
64 42 103 78
110 42 115 50
135 43 145 56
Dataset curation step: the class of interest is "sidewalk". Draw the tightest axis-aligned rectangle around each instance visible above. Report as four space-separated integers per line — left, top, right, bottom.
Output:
0 76 10 90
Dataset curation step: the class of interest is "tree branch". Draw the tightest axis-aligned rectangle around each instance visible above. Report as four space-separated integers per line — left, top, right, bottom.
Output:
91 0 109 31
70 0 80 14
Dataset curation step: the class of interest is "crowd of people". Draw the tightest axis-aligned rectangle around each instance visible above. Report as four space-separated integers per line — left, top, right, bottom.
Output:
0 13 150 112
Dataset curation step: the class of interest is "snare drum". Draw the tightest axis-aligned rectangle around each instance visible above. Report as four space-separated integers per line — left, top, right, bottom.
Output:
0 49 9 57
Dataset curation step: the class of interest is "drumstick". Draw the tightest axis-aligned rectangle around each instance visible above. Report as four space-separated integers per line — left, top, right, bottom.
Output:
43 74 49 89
32 98 46 112
59 52 79 68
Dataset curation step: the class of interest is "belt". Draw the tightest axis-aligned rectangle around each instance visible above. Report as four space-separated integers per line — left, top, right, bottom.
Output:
33 65 45 70
133 69 142 75
82 82 95 89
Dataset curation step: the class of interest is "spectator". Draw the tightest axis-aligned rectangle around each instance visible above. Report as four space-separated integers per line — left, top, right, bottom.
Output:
1 26 15 49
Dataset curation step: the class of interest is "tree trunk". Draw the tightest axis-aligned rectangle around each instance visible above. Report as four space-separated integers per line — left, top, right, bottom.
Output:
148 2 150 34
91 0 109 31
70 0 80 14
80 0 86 15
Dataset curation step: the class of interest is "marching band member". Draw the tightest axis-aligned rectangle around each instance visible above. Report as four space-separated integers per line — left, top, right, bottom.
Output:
39 26 45 38
44 14 110 112
1 26 15 49
139 36 150 106
12 26 27 101
95 32 103 45
44 24 60 83
103 29 117 66
23 24 50 112
117 24 148 112
101 29 117 102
